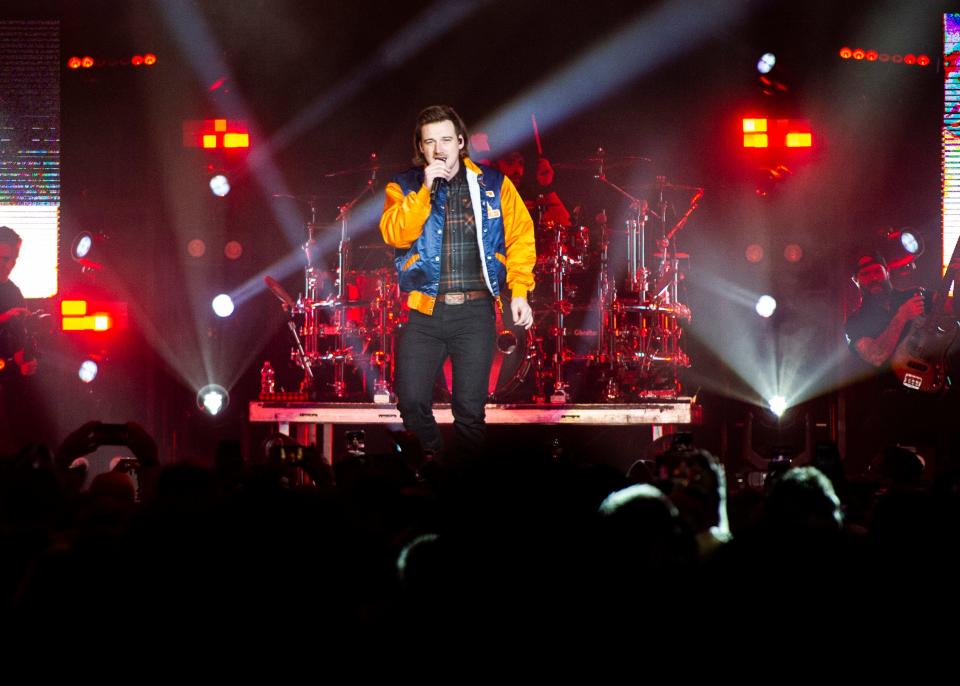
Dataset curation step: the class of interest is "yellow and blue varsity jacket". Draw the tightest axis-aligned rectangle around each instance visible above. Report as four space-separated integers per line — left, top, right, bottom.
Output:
379 157 535 315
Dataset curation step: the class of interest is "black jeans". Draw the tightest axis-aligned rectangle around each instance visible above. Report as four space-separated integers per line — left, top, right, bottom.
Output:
396 296 496 456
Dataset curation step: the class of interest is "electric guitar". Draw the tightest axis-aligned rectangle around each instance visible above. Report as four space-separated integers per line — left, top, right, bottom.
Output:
891 242 960 393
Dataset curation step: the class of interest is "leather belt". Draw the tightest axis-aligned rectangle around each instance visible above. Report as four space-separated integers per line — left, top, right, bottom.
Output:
440 290 490 305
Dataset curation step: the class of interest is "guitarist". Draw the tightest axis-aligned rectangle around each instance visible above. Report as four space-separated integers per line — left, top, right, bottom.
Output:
845 253 925 370
0 226 41 454
844 251 957 476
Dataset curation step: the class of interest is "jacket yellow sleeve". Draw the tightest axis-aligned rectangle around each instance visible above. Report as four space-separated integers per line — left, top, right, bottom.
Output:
500 175 536 299
380 181 432 249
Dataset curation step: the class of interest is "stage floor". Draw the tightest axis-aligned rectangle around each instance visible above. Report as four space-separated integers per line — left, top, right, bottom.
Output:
249 399 700 464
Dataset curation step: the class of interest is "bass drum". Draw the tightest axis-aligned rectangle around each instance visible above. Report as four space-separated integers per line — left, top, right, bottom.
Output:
438 299 534 402
487 311 533 402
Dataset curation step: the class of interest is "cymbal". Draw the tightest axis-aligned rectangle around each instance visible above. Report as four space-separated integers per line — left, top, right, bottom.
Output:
271 192 344 202
524 196 564 209
554 154 652 172
654 181 703 192
323 161 405 178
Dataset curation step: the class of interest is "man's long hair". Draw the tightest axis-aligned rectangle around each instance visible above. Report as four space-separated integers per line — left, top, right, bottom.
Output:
412 105 469 166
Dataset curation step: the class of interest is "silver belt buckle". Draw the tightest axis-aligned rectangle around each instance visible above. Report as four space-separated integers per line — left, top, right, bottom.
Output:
444 292 465 305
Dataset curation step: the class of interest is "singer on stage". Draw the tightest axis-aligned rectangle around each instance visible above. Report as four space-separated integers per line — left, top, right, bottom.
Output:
380 105 536 460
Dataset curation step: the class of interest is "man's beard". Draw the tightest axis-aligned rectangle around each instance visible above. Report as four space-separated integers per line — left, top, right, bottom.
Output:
864 280 892 299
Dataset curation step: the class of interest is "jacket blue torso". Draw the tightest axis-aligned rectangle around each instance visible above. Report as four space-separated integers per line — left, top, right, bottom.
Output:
391 162 508 303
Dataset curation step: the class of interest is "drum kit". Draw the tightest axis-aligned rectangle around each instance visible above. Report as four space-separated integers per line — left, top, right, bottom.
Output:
269 148 701 404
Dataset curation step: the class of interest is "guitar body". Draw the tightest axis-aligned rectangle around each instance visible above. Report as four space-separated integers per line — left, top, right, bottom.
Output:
891 313 960 393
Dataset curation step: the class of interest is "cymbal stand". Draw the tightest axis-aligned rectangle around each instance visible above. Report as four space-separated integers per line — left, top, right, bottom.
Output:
370 274 396 404
549 225 571 403
300 197 323 386
593 211 614 365
657 187 702 304
327 156 379 398
593 155 650 295
534 188 570 403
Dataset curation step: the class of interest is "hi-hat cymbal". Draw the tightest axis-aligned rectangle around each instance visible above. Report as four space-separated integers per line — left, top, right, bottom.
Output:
524 195 564 209
355 243 393 253
554 154 652 172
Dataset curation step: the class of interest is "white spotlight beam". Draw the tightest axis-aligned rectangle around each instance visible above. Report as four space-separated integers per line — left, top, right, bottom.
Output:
262 0 491 159
474 0 752 155
232 0 757 311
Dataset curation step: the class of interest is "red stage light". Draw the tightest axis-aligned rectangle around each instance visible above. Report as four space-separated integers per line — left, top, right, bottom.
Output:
67 56 81 69
852 49 865 60
839 47 852 59
866 50 878 61
917 54 930 67
144 53 157 66
62 300 87 316
223 133 249 148
745 244 764 263
81 56 94 68
183 119 251 150
904 54 916 65
61 300 127 331
224 240 244 260
892 54 903 63
131 54 144 66
879 53 890 62
784 244 804 263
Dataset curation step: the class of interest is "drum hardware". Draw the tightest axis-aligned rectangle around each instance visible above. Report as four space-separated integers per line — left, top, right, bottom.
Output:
267 144 701 405
497 329 519 355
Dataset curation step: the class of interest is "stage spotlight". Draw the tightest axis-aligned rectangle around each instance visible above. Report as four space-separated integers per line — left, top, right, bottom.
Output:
755 295 777 318
212 294 234 318
899 230 922 255
72 232 93 259
757 52 776 74
784 243 804 263
197 384 229 416
209 174 231 197
78 359 98 383
70 231 107 271
768 395 787 418
187 238 206 258
879 227 924 271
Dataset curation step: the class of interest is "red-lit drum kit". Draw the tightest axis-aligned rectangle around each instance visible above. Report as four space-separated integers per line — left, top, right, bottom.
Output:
272 149 701 404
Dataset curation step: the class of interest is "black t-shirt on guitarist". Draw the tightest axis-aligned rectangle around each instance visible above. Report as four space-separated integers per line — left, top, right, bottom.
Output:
844 289 917 377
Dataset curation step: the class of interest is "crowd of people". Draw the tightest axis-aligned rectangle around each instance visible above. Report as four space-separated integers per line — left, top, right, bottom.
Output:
1 417 956 651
